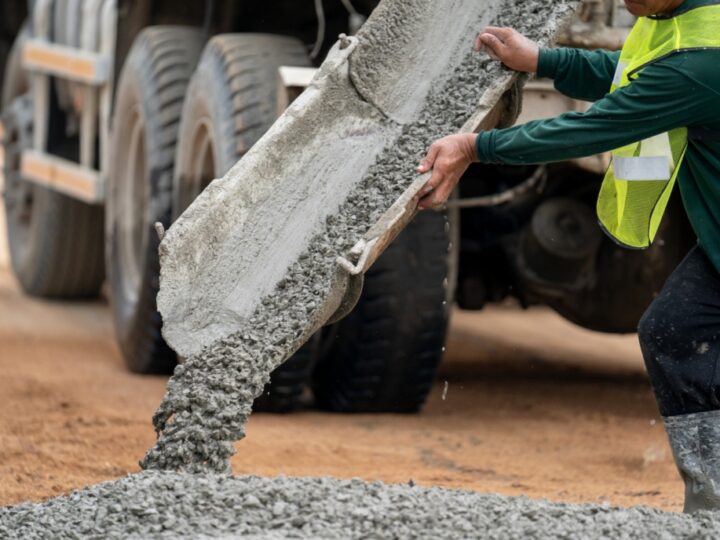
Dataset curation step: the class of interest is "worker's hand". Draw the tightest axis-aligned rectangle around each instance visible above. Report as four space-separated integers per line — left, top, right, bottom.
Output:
416 133 477 209
474 26 539 73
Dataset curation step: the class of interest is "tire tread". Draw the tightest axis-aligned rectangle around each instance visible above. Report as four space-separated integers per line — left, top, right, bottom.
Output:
312 212 451 413
108 26 203 373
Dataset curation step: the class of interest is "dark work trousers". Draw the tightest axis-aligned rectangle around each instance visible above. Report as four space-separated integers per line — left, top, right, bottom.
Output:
639 245 720 417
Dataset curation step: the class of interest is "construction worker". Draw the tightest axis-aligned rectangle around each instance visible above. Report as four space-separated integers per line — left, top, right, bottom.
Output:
418 0 720 512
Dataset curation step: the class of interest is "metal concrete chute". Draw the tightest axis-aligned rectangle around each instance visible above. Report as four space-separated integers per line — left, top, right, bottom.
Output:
156 0 576 359
155 34 395 358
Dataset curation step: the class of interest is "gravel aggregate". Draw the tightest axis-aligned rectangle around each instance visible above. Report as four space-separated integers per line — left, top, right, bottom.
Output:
3 472 719 539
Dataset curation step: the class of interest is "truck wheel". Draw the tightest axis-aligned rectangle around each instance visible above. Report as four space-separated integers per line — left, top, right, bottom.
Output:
173 34 314 412
107 27 203 373
2 27 104 298
312 211 452 413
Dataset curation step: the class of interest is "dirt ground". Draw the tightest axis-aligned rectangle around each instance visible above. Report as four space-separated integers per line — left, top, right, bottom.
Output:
0 268 683 512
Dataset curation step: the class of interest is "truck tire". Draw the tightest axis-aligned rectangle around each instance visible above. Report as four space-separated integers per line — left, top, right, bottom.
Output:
173 34 314 412
312 211 452 413
107 27 203 373
2 27 104 298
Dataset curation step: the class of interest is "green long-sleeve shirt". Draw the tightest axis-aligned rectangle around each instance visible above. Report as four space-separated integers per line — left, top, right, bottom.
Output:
475 1 720 272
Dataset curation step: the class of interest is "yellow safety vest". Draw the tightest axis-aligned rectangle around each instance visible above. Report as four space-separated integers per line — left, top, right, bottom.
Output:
597 3 720 249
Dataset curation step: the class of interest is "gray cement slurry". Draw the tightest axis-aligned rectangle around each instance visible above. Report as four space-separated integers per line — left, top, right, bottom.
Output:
2 472 719 539
141 0 578 474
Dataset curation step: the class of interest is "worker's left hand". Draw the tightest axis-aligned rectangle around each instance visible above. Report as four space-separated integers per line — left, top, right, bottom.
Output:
416 133 477 209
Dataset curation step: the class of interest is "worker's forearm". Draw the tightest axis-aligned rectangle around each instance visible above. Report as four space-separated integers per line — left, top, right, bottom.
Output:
476 110 635 165
476 61 712 165
538 48 620 102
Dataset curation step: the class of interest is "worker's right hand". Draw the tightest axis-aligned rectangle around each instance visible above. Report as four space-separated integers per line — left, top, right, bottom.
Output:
474 27 540 73
416 133 477 210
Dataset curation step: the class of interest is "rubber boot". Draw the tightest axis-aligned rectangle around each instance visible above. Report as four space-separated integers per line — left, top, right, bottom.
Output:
664 410 720 512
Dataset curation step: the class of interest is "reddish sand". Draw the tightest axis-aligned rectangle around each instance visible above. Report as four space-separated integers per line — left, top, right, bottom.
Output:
0 269 681 510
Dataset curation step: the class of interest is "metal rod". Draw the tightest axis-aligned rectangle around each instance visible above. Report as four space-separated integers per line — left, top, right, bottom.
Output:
444 165 547 209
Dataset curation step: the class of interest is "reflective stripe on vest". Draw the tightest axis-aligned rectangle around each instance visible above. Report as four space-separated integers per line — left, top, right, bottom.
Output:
613 132 673 181
597 3 720 249
613 156 670 181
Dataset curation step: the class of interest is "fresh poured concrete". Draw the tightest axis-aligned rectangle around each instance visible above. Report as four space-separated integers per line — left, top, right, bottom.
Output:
2 472 719 539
